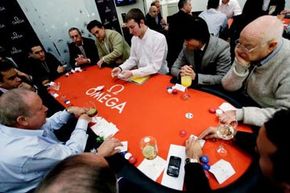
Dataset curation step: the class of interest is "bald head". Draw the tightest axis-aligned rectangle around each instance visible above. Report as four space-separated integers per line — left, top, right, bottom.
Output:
241 15 284 44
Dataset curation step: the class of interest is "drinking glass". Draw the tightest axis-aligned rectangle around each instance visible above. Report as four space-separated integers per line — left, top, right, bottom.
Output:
216 120 237 156
140 136 158 160
181 75 192 100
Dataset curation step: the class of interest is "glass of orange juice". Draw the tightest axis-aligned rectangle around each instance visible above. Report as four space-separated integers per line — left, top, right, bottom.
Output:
181 75 192 100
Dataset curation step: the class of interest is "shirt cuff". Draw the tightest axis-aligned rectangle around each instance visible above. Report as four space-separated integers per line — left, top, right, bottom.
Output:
234 59 250 75
236 108 244 121
75 118 89 131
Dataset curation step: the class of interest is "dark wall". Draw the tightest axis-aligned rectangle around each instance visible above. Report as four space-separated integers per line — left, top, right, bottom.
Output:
0 0 40 65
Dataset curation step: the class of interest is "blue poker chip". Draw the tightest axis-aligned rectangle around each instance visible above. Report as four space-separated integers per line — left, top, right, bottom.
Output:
200 156 209 164
202 164 211 170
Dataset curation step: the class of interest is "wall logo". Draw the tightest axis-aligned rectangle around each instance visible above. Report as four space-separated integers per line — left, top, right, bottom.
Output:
11 47 22 55
86 84 127 114
0 24 5 29
0 6 6 12
12 16 25 25
11 32 23 40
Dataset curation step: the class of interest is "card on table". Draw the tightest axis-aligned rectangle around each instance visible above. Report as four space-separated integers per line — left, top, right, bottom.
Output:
209 159 236 184
90 116 119 138
137 156 167 181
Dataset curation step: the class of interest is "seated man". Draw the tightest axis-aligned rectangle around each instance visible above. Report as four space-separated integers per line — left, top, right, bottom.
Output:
0 88 122 193
185 108 290 193
218 0 242 19
111 8 169 79
86 20 130 68
0 60 35 95
68 27 99 68
221 15 290 126
199 0 228 38
25 44 65 87
171 17 231 86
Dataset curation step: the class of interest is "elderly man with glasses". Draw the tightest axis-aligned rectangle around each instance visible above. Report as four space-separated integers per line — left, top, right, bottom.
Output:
220 15 290 127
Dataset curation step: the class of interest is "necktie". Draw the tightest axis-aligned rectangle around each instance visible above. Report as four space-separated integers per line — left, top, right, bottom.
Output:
78 45 87 57
194 50 203 72
42 61 50 73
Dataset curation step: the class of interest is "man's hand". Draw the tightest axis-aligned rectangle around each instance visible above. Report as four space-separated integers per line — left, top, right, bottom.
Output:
199 126 219 140
111 67 122 77
79 113 92 122
97 136 123 157
235 47 250 67
219 110 237 125
118 70 133 80
185 136 202 159
42 79 50 86
18 82 35 91
97 58 104 68
75 55 90 66
66 106 87 117
57 65 65 73
180 65 196 80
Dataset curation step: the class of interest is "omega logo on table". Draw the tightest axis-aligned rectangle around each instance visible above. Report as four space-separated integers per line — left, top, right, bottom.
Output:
86 84 127 114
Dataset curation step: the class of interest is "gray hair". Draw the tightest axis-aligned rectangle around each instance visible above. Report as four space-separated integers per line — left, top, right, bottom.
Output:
0 88 32 126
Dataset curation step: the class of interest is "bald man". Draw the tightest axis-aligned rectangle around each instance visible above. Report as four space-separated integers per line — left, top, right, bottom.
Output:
145 5 164 33
220 15 290 126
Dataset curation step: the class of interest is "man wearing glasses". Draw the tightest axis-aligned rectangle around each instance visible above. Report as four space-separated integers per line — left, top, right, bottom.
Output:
220 15 290 127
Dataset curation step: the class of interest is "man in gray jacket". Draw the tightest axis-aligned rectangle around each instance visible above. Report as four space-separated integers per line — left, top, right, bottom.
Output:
171 17 231 86
220 15 290 126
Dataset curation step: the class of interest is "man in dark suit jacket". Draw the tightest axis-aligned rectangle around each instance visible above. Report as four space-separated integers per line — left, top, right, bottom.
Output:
167 0 193 71
25 45 65 87
68 27 99 68
145 5 164 33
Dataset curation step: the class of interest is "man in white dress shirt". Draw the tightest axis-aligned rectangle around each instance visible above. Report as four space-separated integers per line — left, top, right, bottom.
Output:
218 0 242 18
111 8 168 79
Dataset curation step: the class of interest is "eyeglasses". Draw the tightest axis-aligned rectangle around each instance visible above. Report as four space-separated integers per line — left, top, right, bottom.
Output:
235 39 259 53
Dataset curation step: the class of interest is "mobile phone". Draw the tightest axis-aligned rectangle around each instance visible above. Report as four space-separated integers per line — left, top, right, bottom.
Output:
166 156 181 177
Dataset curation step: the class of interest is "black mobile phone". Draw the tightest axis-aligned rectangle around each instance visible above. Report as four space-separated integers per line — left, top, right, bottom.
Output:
166 156 182 177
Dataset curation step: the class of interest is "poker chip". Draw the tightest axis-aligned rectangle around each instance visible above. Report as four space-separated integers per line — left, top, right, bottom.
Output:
124 152 132 160
179 130 187 137
202 164 211 170
128 156 136 164
215 109 223 116
209 108 216 113
172 89 178 94
185 112 193 119
200 156 209 164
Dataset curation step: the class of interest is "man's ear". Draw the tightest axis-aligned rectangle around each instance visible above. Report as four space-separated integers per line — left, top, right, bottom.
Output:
268 40 278 51
16 116 29 127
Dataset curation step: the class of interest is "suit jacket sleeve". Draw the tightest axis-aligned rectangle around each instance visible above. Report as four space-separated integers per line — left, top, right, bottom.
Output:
184 163 212 193
102 30 125 64
83 37 99 65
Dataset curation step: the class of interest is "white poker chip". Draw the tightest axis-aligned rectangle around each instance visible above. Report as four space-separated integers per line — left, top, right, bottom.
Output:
185 112 193 119
124 152 132 160
144 137 150 143
215 109 223 116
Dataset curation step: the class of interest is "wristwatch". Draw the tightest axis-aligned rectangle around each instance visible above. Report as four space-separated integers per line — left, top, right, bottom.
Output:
185 158 199 164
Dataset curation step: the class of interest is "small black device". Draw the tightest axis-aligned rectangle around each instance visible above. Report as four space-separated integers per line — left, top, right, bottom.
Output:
166 156 181 177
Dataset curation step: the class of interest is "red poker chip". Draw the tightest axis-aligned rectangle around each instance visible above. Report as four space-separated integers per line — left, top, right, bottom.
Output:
128 156 136 164
209 108 216 113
